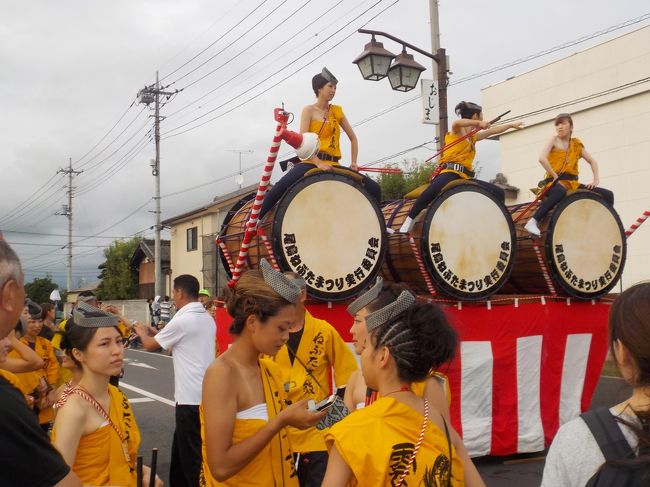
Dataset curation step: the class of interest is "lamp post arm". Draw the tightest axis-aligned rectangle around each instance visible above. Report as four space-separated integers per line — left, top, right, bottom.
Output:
358 29 439 61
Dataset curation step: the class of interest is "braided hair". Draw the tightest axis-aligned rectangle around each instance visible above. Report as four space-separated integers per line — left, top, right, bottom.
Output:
369 301 457 383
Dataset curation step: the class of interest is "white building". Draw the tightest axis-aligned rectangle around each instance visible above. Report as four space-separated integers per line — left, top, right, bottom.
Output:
482 26 650 289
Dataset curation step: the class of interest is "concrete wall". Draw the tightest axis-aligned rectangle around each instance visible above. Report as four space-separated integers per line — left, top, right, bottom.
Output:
482 26 650 289
64 299 152 325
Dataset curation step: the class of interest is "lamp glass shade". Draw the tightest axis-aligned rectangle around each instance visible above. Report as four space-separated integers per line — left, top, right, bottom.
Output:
387 51 426 92
353 40 395 81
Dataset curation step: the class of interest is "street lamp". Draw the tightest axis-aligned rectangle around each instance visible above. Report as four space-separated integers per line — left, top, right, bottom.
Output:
387 49 426 92
353 28 449 139
352 37 396 81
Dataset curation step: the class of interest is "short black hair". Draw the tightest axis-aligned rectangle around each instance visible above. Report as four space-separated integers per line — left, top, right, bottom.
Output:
455 101 482 119
312 73 328 97
173 274 200 299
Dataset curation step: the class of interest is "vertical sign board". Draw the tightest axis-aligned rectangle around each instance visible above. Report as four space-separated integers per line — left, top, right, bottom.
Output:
421 78 439 125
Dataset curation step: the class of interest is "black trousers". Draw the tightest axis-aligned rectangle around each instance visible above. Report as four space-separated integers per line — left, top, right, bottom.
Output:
259 163 382 221
170 405 202 487
532 184 615 221
296 451 329 487
407 172 506 219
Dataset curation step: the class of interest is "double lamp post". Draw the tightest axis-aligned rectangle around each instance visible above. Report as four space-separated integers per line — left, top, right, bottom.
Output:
352 29 449 144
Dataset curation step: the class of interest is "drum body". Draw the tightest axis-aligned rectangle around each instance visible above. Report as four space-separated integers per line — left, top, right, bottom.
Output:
218 172 386 301
383 182 516 300
505 190 626 299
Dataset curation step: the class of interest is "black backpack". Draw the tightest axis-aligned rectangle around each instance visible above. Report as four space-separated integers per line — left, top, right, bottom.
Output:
582 407 649 486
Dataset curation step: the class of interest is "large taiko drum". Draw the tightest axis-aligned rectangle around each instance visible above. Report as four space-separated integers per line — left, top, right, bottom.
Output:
218 172 386 301
382 182 516 300
505 190 626 299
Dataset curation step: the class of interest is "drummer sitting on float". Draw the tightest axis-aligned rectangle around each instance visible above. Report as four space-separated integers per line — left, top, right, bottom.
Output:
399 101 524 234
524 113 614 237
259 68 381 221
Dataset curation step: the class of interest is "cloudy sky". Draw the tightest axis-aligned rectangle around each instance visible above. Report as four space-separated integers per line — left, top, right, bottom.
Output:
1 0 648 289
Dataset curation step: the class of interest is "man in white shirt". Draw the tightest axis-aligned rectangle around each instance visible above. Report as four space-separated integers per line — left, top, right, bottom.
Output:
135 274 215 487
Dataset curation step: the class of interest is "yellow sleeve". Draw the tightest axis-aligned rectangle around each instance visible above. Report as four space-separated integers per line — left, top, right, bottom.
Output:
327 326 358 388
44 341 60 386
51 319 67 350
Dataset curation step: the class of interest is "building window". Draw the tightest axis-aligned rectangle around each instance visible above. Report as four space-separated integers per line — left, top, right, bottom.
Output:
187 227 198 251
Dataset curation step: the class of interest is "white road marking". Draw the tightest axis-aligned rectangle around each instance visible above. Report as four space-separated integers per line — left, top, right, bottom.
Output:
127 361 158 370
120 382 175 407
128 397 155 404
126 348 172 358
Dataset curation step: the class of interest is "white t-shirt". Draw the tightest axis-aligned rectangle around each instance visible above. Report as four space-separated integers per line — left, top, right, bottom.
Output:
541 407 639 487
154 301 216 405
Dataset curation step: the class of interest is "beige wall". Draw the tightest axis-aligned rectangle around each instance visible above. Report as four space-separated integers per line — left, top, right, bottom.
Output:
482 26 650 289
169 213 218 287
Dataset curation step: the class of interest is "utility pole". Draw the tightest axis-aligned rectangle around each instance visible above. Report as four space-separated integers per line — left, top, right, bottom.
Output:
56 158 82 292
429 0 448 150
138 72 177 299
228 149 254 189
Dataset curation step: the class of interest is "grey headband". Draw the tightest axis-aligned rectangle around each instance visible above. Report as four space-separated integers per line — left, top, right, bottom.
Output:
24 298 42 319
260 259 302 304
321 67 338 85
347 277 383 315
77 295 97 303
365 291 416 331
73 301 119 328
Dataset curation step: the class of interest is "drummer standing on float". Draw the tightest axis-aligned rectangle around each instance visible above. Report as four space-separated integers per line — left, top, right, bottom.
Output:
524 113 614 236
258 68 381 221
400 101 524 233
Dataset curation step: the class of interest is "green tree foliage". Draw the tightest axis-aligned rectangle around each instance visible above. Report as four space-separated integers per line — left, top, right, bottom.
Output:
96 237 141 300
376 158 438 201
24 275 59 305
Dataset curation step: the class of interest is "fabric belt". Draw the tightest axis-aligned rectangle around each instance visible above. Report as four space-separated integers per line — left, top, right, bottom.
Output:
440 162 474 178
317 152 340 162
539 173 578 187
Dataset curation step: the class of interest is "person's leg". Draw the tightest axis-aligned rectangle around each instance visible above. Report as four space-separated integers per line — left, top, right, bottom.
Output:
587 186 614 206
475 179 505 203
169 425 184 487
259 163 315 221
361 175 382 204
297 451 329 487
400 172 459 232
525 184 567 236
170 405 203 487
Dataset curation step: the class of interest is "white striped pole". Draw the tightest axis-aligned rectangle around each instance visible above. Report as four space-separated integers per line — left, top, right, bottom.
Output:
625 209 650 238
228 110 288 286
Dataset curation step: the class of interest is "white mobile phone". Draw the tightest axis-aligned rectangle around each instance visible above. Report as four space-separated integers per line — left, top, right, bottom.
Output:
314 395 338 412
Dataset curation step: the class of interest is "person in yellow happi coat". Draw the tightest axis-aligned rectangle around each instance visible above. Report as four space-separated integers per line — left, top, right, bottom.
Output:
324 292 485 487
524 113 615 237
200 260 326 487
267 272 357 486
52 302 161 487
13 302 60 430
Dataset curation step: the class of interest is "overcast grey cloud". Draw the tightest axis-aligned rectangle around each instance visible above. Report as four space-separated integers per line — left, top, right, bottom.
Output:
1 0 647 288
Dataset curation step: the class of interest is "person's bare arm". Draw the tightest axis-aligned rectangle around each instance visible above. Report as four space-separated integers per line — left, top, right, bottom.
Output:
52 397 87 466
203 361 324 481
340 115 358 169
52 470 82 487
476 122 524 141
2 331 44 373
343 370 359 412
133 323 161 351
538 136 558 179
581 147 600 189
423 377 451 423
322 444 354 486
450 426 486 487
451 118 488 135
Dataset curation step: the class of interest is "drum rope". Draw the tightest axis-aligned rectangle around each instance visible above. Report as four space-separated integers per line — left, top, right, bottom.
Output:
532 242 557 297
216 239 235 273
228 109 288 287
625 210 650 238
408 236 437 297
257 227 280 271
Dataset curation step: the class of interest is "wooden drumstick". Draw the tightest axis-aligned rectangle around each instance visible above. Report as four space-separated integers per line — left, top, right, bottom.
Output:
149 448 158 487
136 455 143 487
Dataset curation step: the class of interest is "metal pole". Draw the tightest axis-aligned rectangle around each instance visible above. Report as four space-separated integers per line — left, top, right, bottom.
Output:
429 0 444 149
67 158 73 292
437 47 448 142
154 71 162 298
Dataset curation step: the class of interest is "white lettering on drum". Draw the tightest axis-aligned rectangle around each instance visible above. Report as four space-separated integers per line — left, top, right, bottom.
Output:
282 234 380 293
429 241 512 292
554 244 622 292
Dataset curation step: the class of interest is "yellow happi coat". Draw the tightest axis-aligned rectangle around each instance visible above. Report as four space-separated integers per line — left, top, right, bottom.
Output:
309 104 344 160
542 137 584 191
199 359 299 487
52 385 141 486
326 397 465 486
439 132 478 179
270 311 357 452
13 335 60 424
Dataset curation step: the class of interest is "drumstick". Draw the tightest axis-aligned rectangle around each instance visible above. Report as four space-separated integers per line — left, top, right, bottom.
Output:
136 455 143 487
149 448 158 487
424 110 511 164
512 177 562 224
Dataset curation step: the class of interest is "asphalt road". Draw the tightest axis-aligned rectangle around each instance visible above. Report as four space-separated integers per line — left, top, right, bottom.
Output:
120 349 630 486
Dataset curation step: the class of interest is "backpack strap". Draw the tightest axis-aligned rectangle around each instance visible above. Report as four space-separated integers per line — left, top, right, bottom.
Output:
581 407 634 461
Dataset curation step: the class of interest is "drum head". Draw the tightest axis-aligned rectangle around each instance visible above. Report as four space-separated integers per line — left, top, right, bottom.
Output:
421 184 516 300
217 192 256 277
272 173 386 301
547 191 625 298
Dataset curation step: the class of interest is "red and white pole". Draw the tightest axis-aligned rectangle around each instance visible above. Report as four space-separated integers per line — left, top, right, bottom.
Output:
625 210 650 238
